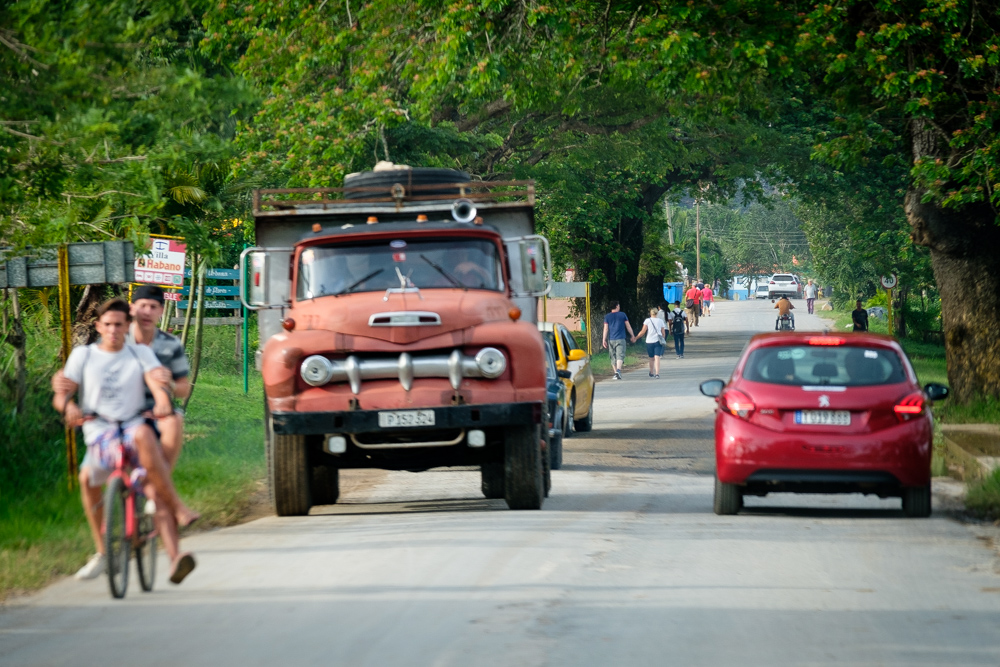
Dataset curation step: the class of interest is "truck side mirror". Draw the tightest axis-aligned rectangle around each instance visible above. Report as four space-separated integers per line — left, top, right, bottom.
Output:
505 235 551 298
240 247 293 310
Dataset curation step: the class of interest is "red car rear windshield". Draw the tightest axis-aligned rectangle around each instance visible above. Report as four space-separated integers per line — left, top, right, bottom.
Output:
743 345 907 387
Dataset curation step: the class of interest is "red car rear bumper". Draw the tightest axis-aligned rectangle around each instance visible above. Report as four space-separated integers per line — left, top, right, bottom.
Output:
715 411 932 489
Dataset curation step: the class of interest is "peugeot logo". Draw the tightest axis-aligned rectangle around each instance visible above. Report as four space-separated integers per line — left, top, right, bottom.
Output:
818 395 830 408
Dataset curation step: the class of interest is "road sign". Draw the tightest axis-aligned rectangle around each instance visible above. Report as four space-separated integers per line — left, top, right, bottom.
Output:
548 281 588 298
1 241 135 288
135 236 186 287
185 267 239 280
880 274 898 290
177 299 242 310
180 285 239 296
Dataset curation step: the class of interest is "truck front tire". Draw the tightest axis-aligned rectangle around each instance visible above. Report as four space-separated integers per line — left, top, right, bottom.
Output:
270 429 311 516
504 425 545 510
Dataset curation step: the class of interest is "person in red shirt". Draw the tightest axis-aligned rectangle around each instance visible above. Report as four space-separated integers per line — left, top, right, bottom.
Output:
684 284 701 328
701 284 714 317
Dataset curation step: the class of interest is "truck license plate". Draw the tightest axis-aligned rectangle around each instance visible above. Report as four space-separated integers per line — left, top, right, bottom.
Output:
378 409 436 428
795 410 851 426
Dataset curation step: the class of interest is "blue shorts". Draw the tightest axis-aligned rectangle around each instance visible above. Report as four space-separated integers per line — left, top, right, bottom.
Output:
646 342 664 357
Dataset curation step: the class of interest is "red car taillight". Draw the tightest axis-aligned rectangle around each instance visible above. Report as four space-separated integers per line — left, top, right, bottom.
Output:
721 389 756 420
894 391 925 421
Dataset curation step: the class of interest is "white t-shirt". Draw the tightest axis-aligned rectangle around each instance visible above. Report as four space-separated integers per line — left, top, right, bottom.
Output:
643 317 666 343
804 283 818 299
63 343 162 445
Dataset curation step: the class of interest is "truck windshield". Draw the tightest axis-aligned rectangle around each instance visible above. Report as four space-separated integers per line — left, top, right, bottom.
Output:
297 237 503 299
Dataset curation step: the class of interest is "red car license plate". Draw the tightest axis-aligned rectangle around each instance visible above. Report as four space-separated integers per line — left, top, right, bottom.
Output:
795 410 850 426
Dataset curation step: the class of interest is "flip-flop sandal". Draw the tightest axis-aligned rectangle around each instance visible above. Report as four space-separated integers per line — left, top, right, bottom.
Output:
169 553 196 584
178 513 201 530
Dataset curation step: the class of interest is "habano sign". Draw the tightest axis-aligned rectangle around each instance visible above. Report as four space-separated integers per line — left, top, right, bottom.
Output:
134 236 186 287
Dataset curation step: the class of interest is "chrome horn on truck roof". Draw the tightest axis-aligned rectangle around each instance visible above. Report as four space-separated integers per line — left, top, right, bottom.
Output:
451 198 477 223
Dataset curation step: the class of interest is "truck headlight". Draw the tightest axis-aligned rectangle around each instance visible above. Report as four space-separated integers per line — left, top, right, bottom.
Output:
301 355 334 386
475 347 506 379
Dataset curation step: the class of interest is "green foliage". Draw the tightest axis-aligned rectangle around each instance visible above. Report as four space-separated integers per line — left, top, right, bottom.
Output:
699 196 811 285
966 468 1000 521
797 1 1000 212
0 1 258 249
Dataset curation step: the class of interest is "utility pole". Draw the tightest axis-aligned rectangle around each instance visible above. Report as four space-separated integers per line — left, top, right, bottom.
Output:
695 199 701 282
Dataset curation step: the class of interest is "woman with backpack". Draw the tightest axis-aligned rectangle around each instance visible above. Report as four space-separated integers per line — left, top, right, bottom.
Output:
668 302 687 359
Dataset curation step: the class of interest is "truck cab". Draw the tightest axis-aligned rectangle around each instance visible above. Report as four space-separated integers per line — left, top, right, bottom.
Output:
242 169 552 514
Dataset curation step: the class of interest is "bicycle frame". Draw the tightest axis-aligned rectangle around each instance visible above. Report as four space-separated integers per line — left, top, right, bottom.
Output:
100 434 145 546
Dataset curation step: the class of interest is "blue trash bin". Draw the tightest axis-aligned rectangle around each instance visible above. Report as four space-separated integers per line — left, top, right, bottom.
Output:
663 282 684 305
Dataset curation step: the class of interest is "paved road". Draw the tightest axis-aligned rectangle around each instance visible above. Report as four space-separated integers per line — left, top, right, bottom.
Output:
4 299 1000 666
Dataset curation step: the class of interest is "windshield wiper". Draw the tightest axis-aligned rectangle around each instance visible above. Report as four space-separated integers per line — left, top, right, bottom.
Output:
420 254 462 288
335 268 384 295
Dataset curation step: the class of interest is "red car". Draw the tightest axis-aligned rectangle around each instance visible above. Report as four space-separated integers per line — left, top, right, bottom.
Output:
700 332 949 517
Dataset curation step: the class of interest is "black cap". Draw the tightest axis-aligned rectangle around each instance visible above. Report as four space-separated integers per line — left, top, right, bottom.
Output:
132 284 165 304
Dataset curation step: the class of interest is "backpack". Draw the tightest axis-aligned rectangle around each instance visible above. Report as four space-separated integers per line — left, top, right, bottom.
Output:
671 313 685 335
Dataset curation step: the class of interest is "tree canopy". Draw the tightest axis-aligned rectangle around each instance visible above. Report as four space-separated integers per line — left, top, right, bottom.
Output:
3 0 1000 403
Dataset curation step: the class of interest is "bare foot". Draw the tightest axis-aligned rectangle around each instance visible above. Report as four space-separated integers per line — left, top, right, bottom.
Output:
176 507 201 529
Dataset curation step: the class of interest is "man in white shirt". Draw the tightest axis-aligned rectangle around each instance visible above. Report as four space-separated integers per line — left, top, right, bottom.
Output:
53 298 199 584
804 279 819 314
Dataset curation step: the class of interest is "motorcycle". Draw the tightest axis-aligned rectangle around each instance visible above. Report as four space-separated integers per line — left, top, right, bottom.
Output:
777 314 794 331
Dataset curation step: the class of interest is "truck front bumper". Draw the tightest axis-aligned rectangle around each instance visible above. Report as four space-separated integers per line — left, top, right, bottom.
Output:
271 401 542 436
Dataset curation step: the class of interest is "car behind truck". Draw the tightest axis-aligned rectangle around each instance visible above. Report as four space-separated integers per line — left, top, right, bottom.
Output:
241 167 553 515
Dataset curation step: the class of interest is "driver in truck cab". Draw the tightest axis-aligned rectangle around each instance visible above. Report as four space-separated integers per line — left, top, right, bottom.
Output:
774 295 795 330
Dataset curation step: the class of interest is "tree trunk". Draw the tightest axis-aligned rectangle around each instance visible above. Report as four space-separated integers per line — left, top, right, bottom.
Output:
72 284 103 346
183 262 207 410
894 285 908 339
906 192 1000 403
180 254 199 348
9 288 27 414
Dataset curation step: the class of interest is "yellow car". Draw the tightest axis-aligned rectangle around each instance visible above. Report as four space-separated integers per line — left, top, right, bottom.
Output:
537 321 595 435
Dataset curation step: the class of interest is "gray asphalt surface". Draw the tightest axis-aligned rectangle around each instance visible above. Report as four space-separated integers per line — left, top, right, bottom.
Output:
3 298 1000 666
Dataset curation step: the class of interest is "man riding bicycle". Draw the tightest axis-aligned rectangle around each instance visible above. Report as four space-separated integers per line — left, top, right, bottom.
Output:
52 298 199 585
774 295 795 330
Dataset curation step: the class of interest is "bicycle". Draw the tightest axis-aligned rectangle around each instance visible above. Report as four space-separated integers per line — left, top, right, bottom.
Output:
98 421 158 599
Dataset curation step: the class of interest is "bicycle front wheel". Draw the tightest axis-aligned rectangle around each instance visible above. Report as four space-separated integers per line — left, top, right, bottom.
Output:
104 477 130 599
135 497 156 592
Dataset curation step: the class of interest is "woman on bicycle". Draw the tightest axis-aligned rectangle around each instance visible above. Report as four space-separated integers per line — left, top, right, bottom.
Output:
53 298 200 585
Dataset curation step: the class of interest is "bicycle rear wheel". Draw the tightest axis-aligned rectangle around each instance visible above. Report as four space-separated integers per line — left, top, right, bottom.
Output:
135 497 156 592
104 477 130 599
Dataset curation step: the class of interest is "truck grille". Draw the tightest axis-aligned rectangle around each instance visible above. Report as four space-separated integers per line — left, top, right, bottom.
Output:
300 348 506 394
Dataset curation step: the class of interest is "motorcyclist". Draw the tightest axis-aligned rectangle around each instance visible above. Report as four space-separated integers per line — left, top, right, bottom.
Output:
774 295 795 330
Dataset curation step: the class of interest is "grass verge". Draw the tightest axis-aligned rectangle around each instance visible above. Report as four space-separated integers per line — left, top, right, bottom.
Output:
0 324 264 601
965 469 1000 521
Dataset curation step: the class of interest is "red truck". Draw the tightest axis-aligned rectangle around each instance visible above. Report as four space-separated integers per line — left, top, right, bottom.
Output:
241 167 552 515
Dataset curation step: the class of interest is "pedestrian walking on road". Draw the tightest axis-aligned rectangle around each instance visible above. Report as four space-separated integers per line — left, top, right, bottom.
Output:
685 284 701 328
632 307 667 378
701 283 714 317
852 299 869 332
602 301 634 380
668 303 687 358
804 279 818 315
